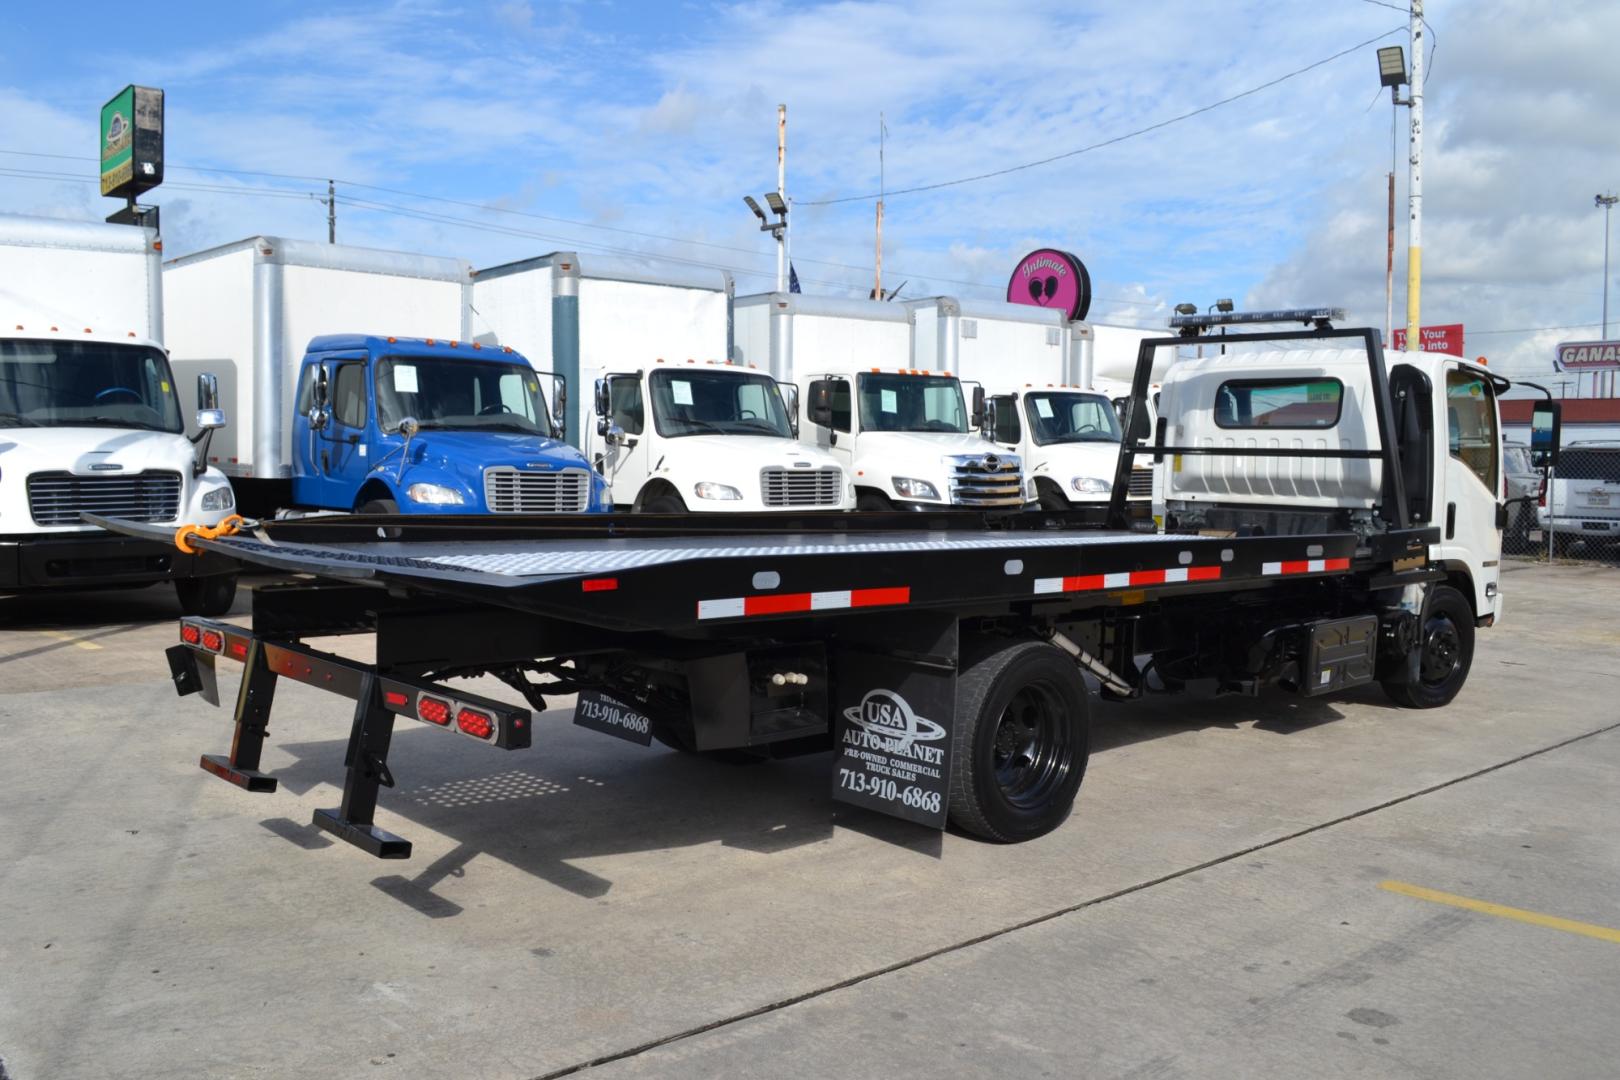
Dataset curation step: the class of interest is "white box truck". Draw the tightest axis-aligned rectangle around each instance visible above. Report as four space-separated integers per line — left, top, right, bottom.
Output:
163 236 474 515
472 253 852 512
0 213 239 613
735 292 1024 511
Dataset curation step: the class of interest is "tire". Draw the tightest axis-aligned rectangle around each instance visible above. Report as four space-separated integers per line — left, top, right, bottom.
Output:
359 497 403 539
175 573 238 617
640 490 687 514
948 639 1090 842
856 490 895 511
1380 584 1475 708
1037 483 1071 511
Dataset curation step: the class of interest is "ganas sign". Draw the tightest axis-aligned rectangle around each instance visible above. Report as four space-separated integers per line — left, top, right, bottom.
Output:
1555 340 1620 372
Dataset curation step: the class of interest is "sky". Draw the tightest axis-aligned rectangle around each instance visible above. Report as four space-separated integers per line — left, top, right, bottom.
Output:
2 0 1616 383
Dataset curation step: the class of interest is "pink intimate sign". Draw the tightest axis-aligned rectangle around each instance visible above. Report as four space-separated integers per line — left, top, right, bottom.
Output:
1007 248 1092 321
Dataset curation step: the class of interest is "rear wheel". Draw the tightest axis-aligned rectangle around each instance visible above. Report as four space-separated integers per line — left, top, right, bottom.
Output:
948 639 1089 842
175 574 238 617
1380 585 1474 708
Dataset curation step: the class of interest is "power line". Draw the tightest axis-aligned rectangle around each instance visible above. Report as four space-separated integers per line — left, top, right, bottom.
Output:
798 28 1405 206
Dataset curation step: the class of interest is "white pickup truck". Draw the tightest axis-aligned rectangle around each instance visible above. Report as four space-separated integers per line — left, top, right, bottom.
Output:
0 213 238 614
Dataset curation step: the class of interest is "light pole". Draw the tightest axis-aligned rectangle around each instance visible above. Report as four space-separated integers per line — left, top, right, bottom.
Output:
1378 45 1410 350
1599 193 1617 397
1405 0 1425 351
743 192 789 292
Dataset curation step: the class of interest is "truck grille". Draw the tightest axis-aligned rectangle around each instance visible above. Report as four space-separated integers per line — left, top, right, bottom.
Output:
947 453 1025 507
27 470 182 527
760 466 843 507
484 467 590 513
1128 467 1154 498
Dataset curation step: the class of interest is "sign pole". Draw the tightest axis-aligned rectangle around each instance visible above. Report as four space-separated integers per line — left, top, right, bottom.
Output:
1404 0 1424 351
776 104 787 293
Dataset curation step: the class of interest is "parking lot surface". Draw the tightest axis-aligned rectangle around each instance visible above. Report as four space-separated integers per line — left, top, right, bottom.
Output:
2 561 1617 1079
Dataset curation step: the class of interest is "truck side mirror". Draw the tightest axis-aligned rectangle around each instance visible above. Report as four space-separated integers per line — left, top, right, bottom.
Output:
193 372 225 431
550 375 568 439
778 381 800 436
594 377 611 421
1530 400 1561 469
807 379 834 429
970 384 987 430
603 422 627 447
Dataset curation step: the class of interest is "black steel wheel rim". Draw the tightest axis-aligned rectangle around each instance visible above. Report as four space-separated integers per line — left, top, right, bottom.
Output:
991 680 1073 809
1419 615 1462 686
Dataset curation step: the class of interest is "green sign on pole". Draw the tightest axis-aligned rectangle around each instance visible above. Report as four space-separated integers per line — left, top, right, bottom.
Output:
100 85 164 199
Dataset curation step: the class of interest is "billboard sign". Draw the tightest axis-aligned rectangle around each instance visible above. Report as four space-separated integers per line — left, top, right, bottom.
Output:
1006 248 1092 321
1390 323 1464 355
100 85 164 198
1554 339 1620 372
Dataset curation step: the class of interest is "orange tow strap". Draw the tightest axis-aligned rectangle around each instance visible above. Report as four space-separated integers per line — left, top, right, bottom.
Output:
175 514 248 555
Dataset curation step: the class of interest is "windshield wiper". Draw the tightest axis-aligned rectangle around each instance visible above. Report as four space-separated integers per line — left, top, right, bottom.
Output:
1050 432 1119 444
725 419 790 435
77 416 167 431
669 418 729 435
0 412 40 427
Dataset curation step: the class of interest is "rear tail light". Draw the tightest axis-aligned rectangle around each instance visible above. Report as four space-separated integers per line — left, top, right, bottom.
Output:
383 690 409 708
181 623 201 645
228 640 248 659
417 695 452 726
200 630 224 653
456 706 495 740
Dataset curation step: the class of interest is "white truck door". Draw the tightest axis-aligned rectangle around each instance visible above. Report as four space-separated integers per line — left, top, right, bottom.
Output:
808 375 855 473
600 375 652 507
1437 363 1503 615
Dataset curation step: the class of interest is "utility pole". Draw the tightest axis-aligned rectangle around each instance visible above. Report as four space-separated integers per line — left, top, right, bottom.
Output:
1404 0 1424 350
1386 170 1396 348
1599 193 1617 397
327 179 336 244
875 113 886 301
776 104 787 292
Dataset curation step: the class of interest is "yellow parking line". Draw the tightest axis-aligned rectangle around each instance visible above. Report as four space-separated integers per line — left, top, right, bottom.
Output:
37 630 103 651
1381 880 1620 945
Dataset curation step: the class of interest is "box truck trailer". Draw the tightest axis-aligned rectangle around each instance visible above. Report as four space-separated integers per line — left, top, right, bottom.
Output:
0 213 238 613
735 292 1025 511
471 253 850 512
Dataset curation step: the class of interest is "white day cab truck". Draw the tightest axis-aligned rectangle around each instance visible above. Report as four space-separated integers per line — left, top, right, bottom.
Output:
470 253 851 512
0 213 238 614
734 292 1024 511
901 296 1156 510
101 311 1509 861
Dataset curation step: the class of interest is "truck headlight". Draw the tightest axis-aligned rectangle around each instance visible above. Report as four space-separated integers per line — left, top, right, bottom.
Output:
200 486 235 511
694 481 742 501
893 477 940 500
1071 476 1112 494
406 482 466 505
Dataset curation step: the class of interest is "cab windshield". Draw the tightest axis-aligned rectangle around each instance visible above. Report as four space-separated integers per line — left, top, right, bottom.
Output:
857 373 967 433
649 368 793 438
375 356 552 435
1024 391 1121 446
0 340 183 432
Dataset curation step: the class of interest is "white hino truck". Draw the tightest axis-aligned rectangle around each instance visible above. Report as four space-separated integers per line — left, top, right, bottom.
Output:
471 253 853 513
0 213 238 614
735 292 1025 511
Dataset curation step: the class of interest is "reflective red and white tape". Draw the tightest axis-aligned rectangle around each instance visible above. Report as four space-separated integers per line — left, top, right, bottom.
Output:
697 586 911 620
1262 557 1350 576
1033 566 1222 595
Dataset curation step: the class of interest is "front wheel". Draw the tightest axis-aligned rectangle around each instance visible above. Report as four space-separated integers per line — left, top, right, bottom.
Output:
1036 483 1071 511
1380 584 1475 708
175 574 238 617
949 639 1090 842
639 490 687 513
856 490 895 511
359 497 403 539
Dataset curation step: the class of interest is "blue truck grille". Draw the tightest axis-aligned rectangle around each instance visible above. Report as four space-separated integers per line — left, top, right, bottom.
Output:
484 468 591 513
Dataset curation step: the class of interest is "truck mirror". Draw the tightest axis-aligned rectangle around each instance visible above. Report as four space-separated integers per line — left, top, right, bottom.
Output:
196 372 220 411
1530 401 1561 469
970 384 987 430
194 407 226 432
779 381 800 436
314 365 329 407
396 416 420 439
308 405 330 432
604 422 627 447
594 377 611 420
807 380 834 429
551 375 568 438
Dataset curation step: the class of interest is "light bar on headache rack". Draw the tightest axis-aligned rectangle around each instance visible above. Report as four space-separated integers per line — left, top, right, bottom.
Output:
1169 307 1346 334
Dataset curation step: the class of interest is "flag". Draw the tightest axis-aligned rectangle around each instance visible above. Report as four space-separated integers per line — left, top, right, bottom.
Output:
789 263 801 293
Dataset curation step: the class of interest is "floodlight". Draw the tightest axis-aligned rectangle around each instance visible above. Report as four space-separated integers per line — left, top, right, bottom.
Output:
1174 302 1197 316
743 195 767 222
764 191 787 215
1377 46 1407 88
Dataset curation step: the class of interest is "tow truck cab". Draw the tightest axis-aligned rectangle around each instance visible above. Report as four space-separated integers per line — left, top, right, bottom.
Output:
1155 343 1504 625
290 335 610 514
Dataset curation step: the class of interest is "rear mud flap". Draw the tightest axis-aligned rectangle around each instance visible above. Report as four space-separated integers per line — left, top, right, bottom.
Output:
829 612 958 829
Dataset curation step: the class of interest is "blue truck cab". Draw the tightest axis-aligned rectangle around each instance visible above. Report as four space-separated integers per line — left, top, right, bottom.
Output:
291 334 610 514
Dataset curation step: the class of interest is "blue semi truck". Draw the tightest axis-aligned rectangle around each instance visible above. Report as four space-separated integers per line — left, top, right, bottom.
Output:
291 334 609 515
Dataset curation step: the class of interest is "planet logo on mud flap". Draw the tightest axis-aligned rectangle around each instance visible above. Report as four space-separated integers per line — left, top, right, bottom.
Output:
843 689 946 751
